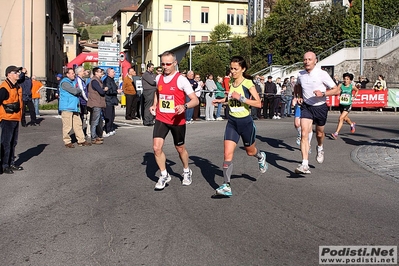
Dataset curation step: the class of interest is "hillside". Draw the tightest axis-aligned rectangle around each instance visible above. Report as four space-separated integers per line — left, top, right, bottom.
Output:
71 0 138 25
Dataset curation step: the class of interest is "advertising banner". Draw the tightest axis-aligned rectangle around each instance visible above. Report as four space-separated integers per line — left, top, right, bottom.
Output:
326 89 388 108
387 89 399 107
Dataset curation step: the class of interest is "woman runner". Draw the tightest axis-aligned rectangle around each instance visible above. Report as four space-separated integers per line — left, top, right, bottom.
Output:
331 72 359 139
212 56 268 197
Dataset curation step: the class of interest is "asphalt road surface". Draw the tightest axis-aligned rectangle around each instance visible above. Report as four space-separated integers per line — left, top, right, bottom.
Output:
0 112 398 266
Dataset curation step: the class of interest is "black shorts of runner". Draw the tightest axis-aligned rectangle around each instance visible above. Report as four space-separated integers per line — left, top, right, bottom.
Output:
224 115 256 147
301 103 328 126
153 120 186 146
339 104 352 113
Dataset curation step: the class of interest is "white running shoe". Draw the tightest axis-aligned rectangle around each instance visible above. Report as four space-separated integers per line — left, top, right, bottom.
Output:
182 169 192 186
215 183 232 196
316 149 324 164
272 115 277 119
258 151 268 173
296 135 301 146
155 174 171 189
295 164 311 174
102 132 111 138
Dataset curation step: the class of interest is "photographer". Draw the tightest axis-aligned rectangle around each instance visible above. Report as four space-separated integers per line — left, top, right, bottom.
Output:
0 65 25 174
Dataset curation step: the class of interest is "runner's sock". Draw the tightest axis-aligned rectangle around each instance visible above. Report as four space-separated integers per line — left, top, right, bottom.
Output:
223 161 233 184
253 148 263 160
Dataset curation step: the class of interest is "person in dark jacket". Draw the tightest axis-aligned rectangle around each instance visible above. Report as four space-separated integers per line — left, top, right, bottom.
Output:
87 67 108 144
103 68 121 136
18 68 37 126
141 63 157 126
263 76 277 119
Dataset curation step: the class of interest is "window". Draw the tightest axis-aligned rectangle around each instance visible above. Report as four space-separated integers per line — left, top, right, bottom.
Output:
201 36 208 42
164 5 172 22
201 7 209 24
183 6 190 22
227 9 234 25
236 9 244 26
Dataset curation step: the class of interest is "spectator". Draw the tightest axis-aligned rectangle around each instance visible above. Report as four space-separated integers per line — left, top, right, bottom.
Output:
18 68 37 127
31 75 43 117
59 68 91 148
283 76 295 117
87 67 108 144
263 76 276 119
103 68 121 137
185 70 197 124
374 75 387 90
356 76 369 89
141 63 157 126
75 66 89 124
122 68 138 120
215 76 225 121
205 74 217 121
0 65 25 174
273 77 283 119
192 74 204 121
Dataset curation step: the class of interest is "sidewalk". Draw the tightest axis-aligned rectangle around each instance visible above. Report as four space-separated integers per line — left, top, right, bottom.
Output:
352 138 399 182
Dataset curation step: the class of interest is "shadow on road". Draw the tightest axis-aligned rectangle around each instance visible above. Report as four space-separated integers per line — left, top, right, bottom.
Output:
15 144 48 166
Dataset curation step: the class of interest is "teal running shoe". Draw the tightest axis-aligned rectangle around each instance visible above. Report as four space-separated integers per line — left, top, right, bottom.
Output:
258 151 268 173
215 183 232 196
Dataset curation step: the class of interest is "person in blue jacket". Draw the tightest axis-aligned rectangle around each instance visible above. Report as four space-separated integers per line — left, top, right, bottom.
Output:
59 68 91 148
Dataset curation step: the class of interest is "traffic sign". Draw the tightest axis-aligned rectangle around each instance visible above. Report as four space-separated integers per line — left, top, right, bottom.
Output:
98 61 120 67
98 56 120 62
98 41 119 48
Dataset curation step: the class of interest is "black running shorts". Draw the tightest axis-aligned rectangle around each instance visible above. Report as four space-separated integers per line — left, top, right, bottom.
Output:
153 120 186 146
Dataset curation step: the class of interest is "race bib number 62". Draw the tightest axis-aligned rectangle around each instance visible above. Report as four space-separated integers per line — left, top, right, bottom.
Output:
159 94 175 113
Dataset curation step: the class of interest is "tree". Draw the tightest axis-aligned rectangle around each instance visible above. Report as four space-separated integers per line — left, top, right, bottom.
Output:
81 28 89 40
103 16 113 25
209 23 232 42
91 16 101 25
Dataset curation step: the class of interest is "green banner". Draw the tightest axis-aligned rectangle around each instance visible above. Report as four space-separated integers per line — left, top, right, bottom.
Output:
388 89 399 107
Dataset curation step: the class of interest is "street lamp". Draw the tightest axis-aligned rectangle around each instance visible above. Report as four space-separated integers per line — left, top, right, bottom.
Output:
134 22 145 72
360 0 365 75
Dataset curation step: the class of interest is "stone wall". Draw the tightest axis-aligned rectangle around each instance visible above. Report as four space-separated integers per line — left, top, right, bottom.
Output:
334 48 399 88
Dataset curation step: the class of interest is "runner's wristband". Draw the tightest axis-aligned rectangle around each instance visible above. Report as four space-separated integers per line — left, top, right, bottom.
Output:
240 95 247 103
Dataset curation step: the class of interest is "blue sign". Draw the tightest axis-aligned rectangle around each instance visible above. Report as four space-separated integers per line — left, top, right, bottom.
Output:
267 54 273 66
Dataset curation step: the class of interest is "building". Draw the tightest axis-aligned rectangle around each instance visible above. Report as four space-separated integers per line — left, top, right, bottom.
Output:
112 4 139 61
0 0 69 88
121 0 248 71
63 0 81 67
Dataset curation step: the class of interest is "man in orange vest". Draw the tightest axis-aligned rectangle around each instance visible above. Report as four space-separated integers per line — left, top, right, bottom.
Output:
31 75 43 117
0 65 24 174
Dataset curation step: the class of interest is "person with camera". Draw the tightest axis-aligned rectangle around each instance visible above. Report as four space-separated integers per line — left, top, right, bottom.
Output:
0 66 25 174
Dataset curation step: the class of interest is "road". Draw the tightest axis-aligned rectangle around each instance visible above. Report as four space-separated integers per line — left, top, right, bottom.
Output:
0 112 398 266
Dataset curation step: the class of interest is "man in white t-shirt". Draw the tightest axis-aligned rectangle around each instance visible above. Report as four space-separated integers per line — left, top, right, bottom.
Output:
294 51 340 174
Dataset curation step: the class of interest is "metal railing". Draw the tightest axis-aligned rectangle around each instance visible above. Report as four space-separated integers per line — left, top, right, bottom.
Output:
252 24 399 78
